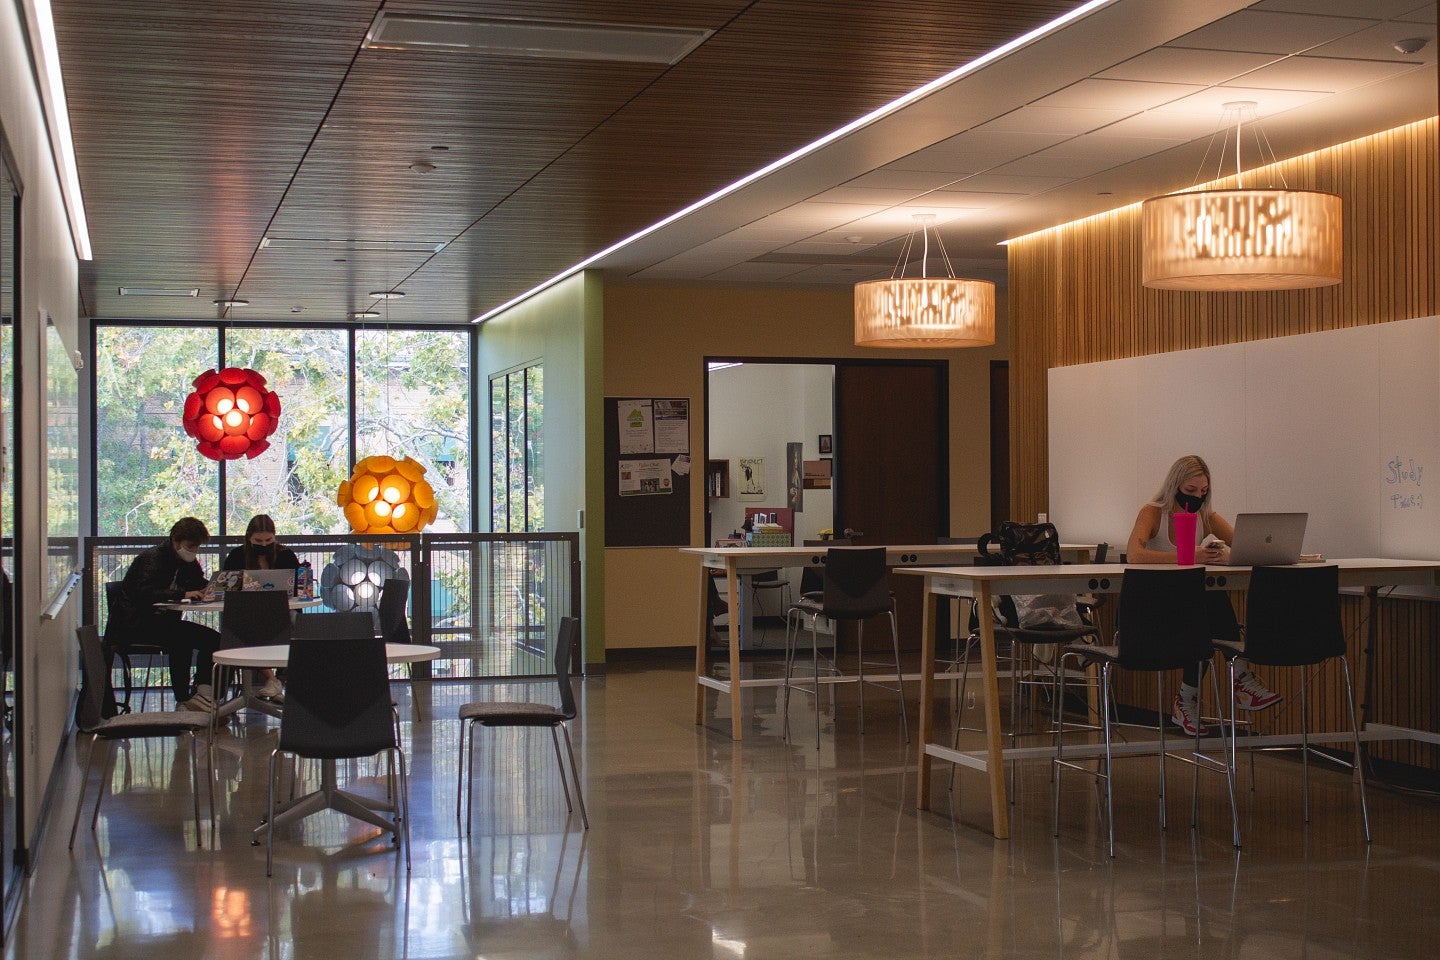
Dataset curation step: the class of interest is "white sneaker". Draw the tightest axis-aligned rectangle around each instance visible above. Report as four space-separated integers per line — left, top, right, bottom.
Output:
1170 694 1207 737
181 693 215 713
256 677 284 702
1233 672 1281 711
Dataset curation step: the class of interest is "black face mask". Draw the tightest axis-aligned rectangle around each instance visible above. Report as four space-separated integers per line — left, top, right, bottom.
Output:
250 543 277 562
1174 491 1204 514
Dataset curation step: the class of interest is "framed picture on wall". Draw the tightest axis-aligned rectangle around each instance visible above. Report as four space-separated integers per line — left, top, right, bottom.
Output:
738 457 765 500
818 434 832 454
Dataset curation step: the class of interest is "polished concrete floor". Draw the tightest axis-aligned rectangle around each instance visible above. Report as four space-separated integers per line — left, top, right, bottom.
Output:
5 661 1439 959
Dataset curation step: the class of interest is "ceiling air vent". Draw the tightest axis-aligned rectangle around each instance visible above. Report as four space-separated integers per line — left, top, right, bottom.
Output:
363 12 712 65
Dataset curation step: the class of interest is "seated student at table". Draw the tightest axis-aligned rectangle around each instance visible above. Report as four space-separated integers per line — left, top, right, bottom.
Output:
112 516 221 712
1126 454 1280 736
221 514 297 701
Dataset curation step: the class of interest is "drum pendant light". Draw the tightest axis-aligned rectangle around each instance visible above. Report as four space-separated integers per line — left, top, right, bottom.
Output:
1142 101 1342 291
854 214 995 348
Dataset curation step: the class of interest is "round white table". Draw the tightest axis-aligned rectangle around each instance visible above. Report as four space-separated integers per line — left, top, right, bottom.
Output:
211 643 440 838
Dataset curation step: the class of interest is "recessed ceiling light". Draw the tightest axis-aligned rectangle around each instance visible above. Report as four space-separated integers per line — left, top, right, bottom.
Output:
118 286 199 297
214 298 249 307
352 310 381 319
409 161 437 174
369 290 405 299
364 12 712 65
430 145 449 151
290 306 305 314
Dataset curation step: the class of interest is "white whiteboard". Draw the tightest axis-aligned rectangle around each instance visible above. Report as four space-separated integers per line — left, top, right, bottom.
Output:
1049 314 1440 564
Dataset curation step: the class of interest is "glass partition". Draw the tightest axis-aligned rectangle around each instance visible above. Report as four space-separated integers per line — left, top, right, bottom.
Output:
94 326 221 535
223 327 349 533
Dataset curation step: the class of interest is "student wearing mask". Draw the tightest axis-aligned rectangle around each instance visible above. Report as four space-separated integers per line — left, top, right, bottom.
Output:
1126 454 1280 736
222 514 299 701
111 517 222 712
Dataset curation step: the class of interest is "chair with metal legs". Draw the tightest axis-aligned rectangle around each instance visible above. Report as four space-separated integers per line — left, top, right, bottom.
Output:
457 617 588 833
782 547 907 749
69 624 212 850
1052 567 1239 857
1212 564 1369 842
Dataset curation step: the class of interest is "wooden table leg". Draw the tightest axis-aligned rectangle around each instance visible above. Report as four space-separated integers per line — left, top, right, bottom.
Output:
976 582 1010 839
695 564 711 725
726 560 743 741
917 576 937 811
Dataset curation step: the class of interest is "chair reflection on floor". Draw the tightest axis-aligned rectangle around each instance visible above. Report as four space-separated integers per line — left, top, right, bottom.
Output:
460 830 587 959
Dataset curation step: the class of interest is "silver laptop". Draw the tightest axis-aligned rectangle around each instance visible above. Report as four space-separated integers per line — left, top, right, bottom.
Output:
1226 512 1308 566
209 568 295 593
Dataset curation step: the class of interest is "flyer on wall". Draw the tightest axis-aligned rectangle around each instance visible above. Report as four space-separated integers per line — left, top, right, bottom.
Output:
618 458 673 496
652 399 689 453
618 399 654 454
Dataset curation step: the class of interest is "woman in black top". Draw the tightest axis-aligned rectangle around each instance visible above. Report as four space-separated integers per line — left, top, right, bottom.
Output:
222 514 298 700
222 514 300 575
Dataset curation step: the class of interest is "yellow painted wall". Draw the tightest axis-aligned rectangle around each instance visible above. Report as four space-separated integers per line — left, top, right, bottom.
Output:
600 283 1008 650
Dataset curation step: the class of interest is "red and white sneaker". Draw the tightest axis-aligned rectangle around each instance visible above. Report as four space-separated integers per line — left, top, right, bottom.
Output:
1170 694 1207 737
1233 673 1281 711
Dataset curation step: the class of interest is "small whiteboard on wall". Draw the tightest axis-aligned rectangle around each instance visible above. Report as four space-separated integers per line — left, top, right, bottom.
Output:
1048 315 1440 569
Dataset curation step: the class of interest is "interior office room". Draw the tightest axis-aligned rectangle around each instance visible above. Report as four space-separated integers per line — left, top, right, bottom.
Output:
1 0 1438 957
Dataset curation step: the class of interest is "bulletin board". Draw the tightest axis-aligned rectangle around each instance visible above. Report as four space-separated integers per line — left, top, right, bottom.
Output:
604 397 692 547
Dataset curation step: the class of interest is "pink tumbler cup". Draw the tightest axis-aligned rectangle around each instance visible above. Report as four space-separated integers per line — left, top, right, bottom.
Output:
1173 510 1197 565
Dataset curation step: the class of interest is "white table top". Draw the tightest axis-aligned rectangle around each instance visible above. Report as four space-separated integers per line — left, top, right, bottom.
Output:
214 642 440 669
156 596 322 613
897 558 1440 592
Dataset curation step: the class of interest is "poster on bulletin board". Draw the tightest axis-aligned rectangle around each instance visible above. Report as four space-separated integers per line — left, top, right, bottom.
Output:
605 397 692 546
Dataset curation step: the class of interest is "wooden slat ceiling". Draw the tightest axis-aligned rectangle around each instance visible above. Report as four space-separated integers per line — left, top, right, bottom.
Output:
52 0 1085 324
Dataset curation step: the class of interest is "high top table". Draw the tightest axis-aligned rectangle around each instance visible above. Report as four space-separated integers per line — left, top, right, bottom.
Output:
900 558 1440 839
212 642 440 837
682 542 1096 740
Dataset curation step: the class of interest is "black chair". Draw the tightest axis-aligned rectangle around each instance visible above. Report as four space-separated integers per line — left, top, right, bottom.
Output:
103 580 167 712
1213 564 1369 841
1053 567 1239 857
378 578 412 644
70 624 212 850
292 611 378 640
782 548 907 748
266 634 409 875
748 569 791 645
457 617 588 832
217 590 293 720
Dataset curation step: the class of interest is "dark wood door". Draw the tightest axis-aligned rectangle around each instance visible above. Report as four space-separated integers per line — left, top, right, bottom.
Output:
835 362 947 651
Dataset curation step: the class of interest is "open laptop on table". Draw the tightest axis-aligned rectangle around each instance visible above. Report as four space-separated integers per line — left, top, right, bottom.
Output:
207 568 295 594
1225 512 1308 566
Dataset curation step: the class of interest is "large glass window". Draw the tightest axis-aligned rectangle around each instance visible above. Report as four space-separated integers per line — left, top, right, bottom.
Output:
356 328 472 532
95 326 220 535
223 327 349 533
94 324 474 536
490 363 543 532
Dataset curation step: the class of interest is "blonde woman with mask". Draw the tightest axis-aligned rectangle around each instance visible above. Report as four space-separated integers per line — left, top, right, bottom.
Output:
1127 455 1280 735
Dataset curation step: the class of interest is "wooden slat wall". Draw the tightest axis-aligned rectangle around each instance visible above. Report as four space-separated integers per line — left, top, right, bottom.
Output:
1007 117 1439 771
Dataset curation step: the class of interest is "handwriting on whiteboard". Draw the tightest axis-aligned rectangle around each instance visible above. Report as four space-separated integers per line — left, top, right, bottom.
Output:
1385 456 1424 509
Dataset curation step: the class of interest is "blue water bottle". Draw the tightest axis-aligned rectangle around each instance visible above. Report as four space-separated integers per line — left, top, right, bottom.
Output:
295 560 313 598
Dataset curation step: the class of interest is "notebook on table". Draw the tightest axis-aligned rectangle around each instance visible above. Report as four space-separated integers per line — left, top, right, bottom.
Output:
1226 512 1308 566
207 568 295 593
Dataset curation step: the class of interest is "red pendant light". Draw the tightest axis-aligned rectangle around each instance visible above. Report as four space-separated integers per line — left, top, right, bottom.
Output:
181 367 282 460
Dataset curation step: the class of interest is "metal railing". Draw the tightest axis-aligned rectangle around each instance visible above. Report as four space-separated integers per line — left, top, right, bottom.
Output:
82 532 581 679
